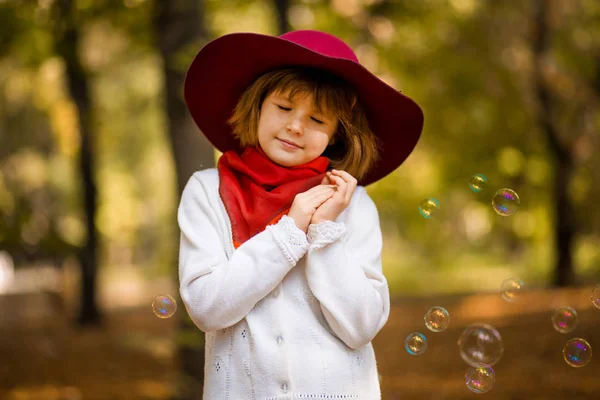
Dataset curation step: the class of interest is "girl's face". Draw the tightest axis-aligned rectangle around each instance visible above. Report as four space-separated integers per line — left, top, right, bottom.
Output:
257 89 338 167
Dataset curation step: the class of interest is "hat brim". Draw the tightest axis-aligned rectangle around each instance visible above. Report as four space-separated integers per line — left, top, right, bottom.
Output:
184 32 424 186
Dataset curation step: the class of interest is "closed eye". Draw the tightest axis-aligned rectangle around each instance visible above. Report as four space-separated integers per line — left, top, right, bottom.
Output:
277 105 324 124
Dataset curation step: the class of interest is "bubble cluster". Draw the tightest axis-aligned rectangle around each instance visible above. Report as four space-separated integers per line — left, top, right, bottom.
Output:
405 332 428 355
469 174 488 193
424 306 451 332
418 197 440 219
458 323 504 367
465 365 495 394
492 188 520 216
152 294 177 319
501 278 524 302
552 307 578 334
562 338 593 368
592 286 600 310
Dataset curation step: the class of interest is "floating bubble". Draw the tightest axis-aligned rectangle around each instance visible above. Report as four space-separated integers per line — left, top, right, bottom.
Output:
492 188 520 216
405 332 428 355
592 286 600 310
552 306 578 333
424 306 451 332
418 198 440 219
458 323 504 367
152 294 177 319
469 174 488 193
563 338 592 368
501 278 524 302
465 365 495 394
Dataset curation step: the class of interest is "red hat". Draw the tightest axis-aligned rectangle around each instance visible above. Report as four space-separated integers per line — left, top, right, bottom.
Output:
184 30 424 186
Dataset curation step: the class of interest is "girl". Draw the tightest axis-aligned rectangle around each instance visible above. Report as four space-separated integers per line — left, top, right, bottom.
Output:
179 30 423 399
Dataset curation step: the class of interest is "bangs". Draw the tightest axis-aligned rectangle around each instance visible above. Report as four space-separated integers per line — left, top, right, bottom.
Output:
270 68 356 120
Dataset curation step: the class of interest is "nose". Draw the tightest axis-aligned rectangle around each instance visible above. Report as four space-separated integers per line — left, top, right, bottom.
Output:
286 115 304 135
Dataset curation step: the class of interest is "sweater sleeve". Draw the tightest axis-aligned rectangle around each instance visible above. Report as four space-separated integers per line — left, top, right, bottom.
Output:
304 186 390 350
178 173 309 332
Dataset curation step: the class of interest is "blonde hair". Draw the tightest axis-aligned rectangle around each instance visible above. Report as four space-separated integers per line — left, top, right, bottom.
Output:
227 67 382 182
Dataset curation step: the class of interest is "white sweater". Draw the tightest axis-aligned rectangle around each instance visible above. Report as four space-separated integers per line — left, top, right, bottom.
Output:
178 168 390 400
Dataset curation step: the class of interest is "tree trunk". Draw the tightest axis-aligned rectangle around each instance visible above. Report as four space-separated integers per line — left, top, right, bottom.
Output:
54 0 102 325
531 0 575 286
152 1 213 398
273 0 290 35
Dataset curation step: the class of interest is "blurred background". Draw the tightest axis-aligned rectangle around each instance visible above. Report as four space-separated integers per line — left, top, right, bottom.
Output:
0 0 599 399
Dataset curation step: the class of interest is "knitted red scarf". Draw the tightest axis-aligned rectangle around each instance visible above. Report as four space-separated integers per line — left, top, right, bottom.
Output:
217 146 330 249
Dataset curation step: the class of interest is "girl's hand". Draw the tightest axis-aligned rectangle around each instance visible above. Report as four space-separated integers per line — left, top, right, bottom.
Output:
311 169 357 225
287 184 337 233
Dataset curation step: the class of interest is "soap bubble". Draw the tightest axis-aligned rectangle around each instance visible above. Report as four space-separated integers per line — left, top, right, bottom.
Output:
418 198 440 219
492 188 520 216
563 338 593 368
592 286 600 309
458 323 504 367
424 306 450 332
152 294 177 319
405 332 428 355
501 278 524 302
552 307 578 333
469 174 488 193
465 365 495 394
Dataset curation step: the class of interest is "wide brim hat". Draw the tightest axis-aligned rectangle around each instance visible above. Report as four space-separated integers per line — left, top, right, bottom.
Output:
184 30 424 187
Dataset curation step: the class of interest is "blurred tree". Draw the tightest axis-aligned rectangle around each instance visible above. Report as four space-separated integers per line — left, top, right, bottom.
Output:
307 0 599 291
152 0 213 398
273 0 291 34
532 0 599 286
0 1 79 266
52 0 101 325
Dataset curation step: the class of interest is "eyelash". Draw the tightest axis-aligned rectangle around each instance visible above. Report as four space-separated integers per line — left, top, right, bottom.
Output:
277 105 323 124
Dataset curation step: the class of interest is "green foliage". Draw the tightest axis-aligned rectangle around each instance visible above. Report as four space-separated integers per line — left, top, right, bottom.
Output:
0 0 598 294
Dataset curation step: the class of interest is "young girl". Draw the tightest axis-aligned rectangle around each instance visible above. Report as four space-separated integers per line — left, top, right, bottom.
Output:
179 30 423 399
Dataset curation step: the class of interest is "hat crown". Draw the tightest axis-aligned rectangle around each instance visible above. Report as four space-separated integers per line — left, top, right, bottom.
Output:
279 30 359 63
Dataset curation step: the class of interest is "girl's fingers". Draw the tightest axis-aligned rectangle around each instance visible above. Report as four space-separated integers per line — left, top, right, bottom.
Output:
311 185 336 198
314 188 335 206
330 170 356 203
328 174 347 198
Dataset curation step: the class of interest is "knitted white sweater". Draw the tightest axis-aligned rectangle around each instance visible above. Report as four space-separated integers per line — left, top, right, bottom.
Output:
178 169 390 400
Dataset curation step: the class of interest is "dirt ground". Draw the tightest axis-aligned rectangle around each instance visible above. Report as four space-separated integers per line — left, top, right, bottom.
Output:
0 287 598 400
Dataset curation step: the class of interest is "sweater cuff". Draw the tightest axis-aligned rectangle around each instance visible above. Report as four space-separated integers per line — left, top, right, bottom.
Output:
265 215 309 265
307 220 347 251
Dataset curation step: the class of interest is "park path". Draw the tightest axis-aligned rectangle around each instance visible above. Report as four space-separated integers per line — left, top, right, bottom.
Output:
0 282 599 399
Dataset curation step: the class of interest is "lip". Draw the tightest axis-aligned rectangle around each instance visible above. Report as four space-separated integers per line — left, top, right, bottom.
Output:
278 138 302 149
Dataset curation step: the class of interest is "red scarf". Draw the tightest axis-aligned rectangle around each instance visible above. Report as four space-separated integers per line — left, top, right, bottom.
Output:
217 146 330 249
